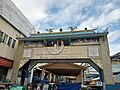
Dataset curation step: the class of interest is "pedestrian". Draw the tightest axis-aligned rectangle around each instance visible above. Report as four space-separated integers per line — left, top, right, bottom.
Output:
27 83 32 90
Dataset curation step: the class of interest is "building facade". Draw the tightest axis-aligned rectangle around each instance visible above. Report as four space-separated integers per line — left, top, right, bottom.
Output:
0 0 36 82
111 52 120 83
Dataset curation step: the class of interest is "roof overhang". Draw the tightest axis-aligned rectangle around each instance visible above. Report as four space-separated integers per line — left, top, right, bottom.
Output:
39 63 86 76
17 32 108 41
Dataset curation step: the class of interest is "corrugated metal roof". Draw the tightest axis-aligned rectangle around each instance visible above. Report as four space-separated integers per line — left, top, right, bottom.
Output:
111 52 120 61
17 31 108 41
30 31 95 38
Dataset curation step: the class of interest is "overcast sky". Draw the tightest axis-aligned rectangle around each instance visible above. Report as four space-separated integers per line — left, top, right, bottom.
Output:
11 0 120 55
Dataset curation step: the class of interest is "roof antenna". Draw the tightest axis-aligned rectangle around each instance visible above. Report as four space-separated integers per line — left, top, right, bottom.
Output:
85 27 87 30
37 31 40 34
68 26 77 32
46 28 54 33
59 28 62 32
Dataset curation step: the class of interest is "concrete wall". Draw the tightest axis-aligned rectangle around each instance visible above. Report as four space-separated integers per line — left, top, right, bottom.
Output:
0 0 36 36
0 16 24 60
0 0 37 60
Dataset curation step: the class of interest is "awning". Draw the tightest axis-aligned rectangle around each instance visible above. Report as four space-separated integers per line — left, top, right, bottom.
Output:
0 57 13 68
39 63 86 76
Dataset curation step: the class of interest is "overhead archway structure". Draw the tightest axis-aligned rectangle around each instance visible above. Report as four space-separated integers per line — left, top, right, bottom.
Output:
27 58 104 83
11 29 114 89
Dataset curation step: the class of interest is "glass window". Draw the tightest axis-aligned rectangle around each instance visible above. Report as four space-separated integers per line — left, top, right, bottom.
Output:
7 37 12 46
2 34 8 44
12 39 16 48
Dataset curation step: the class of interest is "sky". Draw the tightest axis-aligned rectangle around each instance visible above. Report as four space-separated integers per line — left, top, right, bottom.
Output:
11 0 120 56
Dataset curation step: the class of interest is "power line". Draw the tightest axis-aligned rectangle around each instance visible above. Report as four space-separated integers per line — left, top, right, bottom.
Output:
108 29 120 39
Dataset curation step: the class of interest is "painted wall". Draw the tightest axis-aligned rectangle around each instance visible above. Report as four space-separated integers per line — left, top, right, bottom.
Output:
0 0 36 36
22 45 102 68
0 16 24 60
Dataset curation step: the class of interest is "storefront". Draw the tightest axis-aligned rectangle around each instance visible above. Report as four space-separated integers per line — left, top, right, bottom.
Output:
0 57 13 82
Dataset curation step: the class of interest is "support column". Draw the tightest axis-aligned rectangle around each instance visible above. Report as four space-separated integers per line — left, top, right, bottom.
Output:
51 74 54 82
6 68 12 80
76 70 83 83
99 37 114 85
29 68 34 83
41 68 45 80
76 72 80 83
81 69 83 84
53 75 56 82
11 41 24 82
55 75 58 83
48 73 52 82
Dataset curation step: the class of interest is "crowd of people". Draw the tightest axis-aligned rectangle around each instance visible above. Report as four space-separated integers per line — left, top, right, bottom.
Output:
27 82 57 90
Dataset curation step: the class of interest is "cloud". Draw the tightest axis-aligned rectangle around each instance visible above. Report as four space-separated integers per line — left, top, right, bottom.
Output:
107 8 120 23
11 0 120 30
35 0 95 31
11 0 120 54
79 8 120 29
109 43 120 55
108 29 120 43
108 29 120 55
11 0 48 24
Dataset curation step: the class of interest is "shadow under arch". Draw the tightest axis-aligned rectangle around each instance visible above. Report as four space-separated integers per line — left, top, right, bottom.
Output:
27 58 104 82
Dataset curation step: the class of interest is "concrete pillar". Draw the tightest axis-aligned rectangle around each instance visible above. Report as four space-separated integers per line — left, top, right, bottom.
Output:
48 73 52 82
55 75 58 83
29 68 34 83
76 70 83 83
41 68 45 80
84 71 87 82
11 41 24 82
6 68 12 80
53 75 56 82
76 74 80 82
99 37 114 84
51 73 54 82
81 69 83 84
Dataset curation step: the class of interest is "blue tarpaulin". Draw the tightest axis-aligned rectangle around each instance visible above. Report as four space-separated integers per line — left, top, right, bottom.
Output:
40 80 49 84
33 76 40 82
57 83 81 90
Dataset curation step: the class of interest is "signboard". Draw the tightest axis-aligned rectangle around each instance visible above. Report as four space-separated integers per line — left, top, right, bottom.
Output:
88 46 99 57
96 81 102 86
31 46 99 59
23 49 32 57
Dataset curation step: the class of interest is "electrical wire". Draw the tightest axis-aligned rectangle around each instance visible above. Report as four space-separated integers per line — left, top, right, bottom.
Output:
108 29 120 39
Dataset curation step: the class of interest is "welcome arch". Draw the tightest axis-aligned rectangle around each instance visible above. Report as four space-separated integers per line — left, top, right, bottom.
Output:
11 29 114 89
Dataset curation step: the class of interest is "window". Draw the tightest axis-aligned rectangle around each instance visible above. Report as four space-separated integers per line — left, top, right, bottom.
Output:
0 30 3 42
2 34 8 44
12 39 16 48
7 37 12 46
